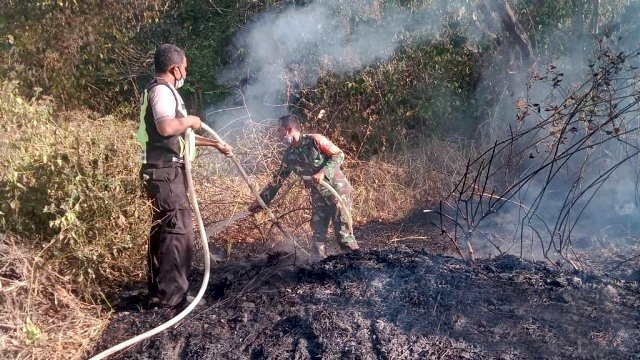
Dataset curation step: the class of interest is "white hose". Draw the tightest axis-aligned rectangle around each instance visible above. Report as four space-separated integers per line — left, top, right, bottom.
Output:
89 128 209 360
89 127 343 358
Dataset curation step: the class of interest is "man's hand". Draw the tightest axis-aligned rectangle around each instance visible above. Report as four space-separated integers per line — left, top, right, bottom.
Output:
186 115 202 130
217 142 234 157
311 171 325 184
193 135 234 157
248 200 263 213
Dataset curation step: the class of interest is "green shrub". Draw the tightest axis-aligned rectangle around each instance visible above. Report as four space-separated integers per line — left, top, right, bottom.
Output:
0 81 148 302
299 39 489 157
0 1 164 113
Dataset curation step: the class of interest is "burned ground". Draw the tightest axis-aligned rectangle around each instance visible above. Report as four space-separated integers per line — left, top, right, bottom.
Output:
95 243 639 359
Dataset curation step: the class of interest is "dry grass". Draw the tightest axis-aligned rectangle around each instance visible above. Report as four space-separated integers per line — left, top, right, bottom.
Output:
1 81 149 302
0 82 144 359
194 134 470 253
0 234 108 360
350 137 471 222
0 136 468 359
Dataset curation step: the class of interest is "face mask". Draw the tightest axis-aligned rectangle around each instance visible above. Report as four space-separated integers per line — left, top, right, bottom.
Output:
175 67 185 89
282 134 294 145
175 77 185 89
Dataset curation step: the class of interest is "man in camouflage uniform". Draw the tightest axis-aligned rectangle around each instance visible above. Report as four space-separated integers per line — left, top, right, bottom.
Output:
250 114 359 258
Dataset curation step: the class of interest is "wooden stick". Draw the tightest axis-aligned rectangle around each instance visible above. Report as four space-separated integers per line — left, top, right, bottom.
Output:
200 123 307 255
205 179 299 238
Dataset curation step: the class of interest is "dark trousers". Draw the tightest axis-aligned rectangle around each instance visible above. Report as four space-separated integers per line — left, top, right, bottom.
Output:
140 164 194 307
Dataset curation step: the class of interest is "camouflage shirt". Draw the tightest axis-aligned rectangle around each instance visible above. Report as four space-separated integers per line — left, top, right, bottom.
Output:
260 134 353 204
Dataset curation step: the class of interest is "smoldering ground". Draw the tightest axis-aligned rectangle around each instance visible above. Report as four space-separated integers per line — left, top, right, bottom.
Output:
437 0 640 268
93 2 640 359
94 248 639 359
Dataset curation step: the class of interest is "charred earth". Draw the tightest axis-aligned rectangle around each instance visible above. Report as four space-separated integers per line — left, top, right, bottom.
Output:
93 246 639 359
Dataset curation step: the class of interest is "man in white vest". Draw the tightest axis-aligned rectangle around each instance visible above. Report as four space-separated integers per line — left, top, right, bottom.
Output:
136 44 232 308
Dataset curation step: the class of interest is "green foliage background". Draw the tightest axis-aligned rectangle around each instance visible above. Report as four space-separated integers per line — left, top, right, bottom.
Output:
0 81 149 301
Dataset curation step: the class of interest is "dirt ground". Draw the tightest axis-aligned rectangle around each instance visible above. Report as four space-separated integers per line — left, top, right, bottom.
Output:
93 211 640 360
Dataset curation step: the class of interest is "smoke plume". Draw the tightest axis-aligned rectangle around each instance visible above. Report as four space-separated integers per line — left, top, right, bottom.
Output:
206 0 481 133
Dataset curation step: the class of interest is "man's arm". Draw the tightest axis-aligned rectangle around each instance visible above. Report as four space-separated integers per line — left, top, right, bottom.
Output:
149 85 201 136
261 163 293 204
194 134 233 157
249 162 292 212
156 115 201 136
310 134 344 183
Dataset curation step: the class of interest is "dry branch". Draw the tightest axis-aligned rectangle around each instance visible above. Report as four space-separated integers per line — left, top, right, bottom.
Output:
440 42 640 267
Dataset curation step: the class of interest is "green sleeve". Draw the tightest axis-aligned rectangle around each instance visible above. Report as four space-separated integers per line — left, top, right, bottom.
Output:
321 151 344 179
259 162 292 204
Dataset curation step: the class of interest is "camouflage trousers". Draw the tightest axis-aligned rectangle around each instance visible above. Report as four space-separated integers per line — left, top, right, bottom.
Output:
309 187 356 247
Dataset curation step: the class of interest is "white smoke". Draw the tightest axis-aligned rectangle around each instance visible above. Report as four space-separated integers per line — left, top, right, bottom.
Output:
206 0 484 133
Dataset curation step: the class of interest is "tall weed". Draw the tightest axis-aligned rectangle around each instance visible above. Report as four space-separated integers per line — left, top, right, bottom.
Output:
0 81 148 302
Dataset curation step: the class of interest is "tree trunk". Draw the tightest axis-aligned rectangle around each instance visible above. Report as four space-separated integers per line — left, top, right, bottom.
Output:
589 0 600 35
521 0 545 31
571 0 585 41
499 0 535 65
477 0 535 65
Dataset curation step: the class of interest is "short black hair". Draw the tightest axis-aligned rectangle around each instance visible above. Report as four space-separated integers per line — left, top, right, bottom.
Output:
154 44 185 73
277 114 301 130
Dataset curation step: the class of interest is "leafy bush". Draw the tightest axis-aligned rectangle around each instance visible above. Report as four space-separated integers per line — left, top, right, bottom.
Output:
0 1 164 113
0 81 148 302
0 0 282 114
297 40 488 157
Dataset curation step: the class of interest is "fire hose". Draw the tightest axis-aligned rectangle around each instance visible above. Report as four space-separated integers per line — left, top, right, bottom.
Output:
89 128 207 360
90 123 300 359
90 125 351 359
300 176 353 235
199 123 303 254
